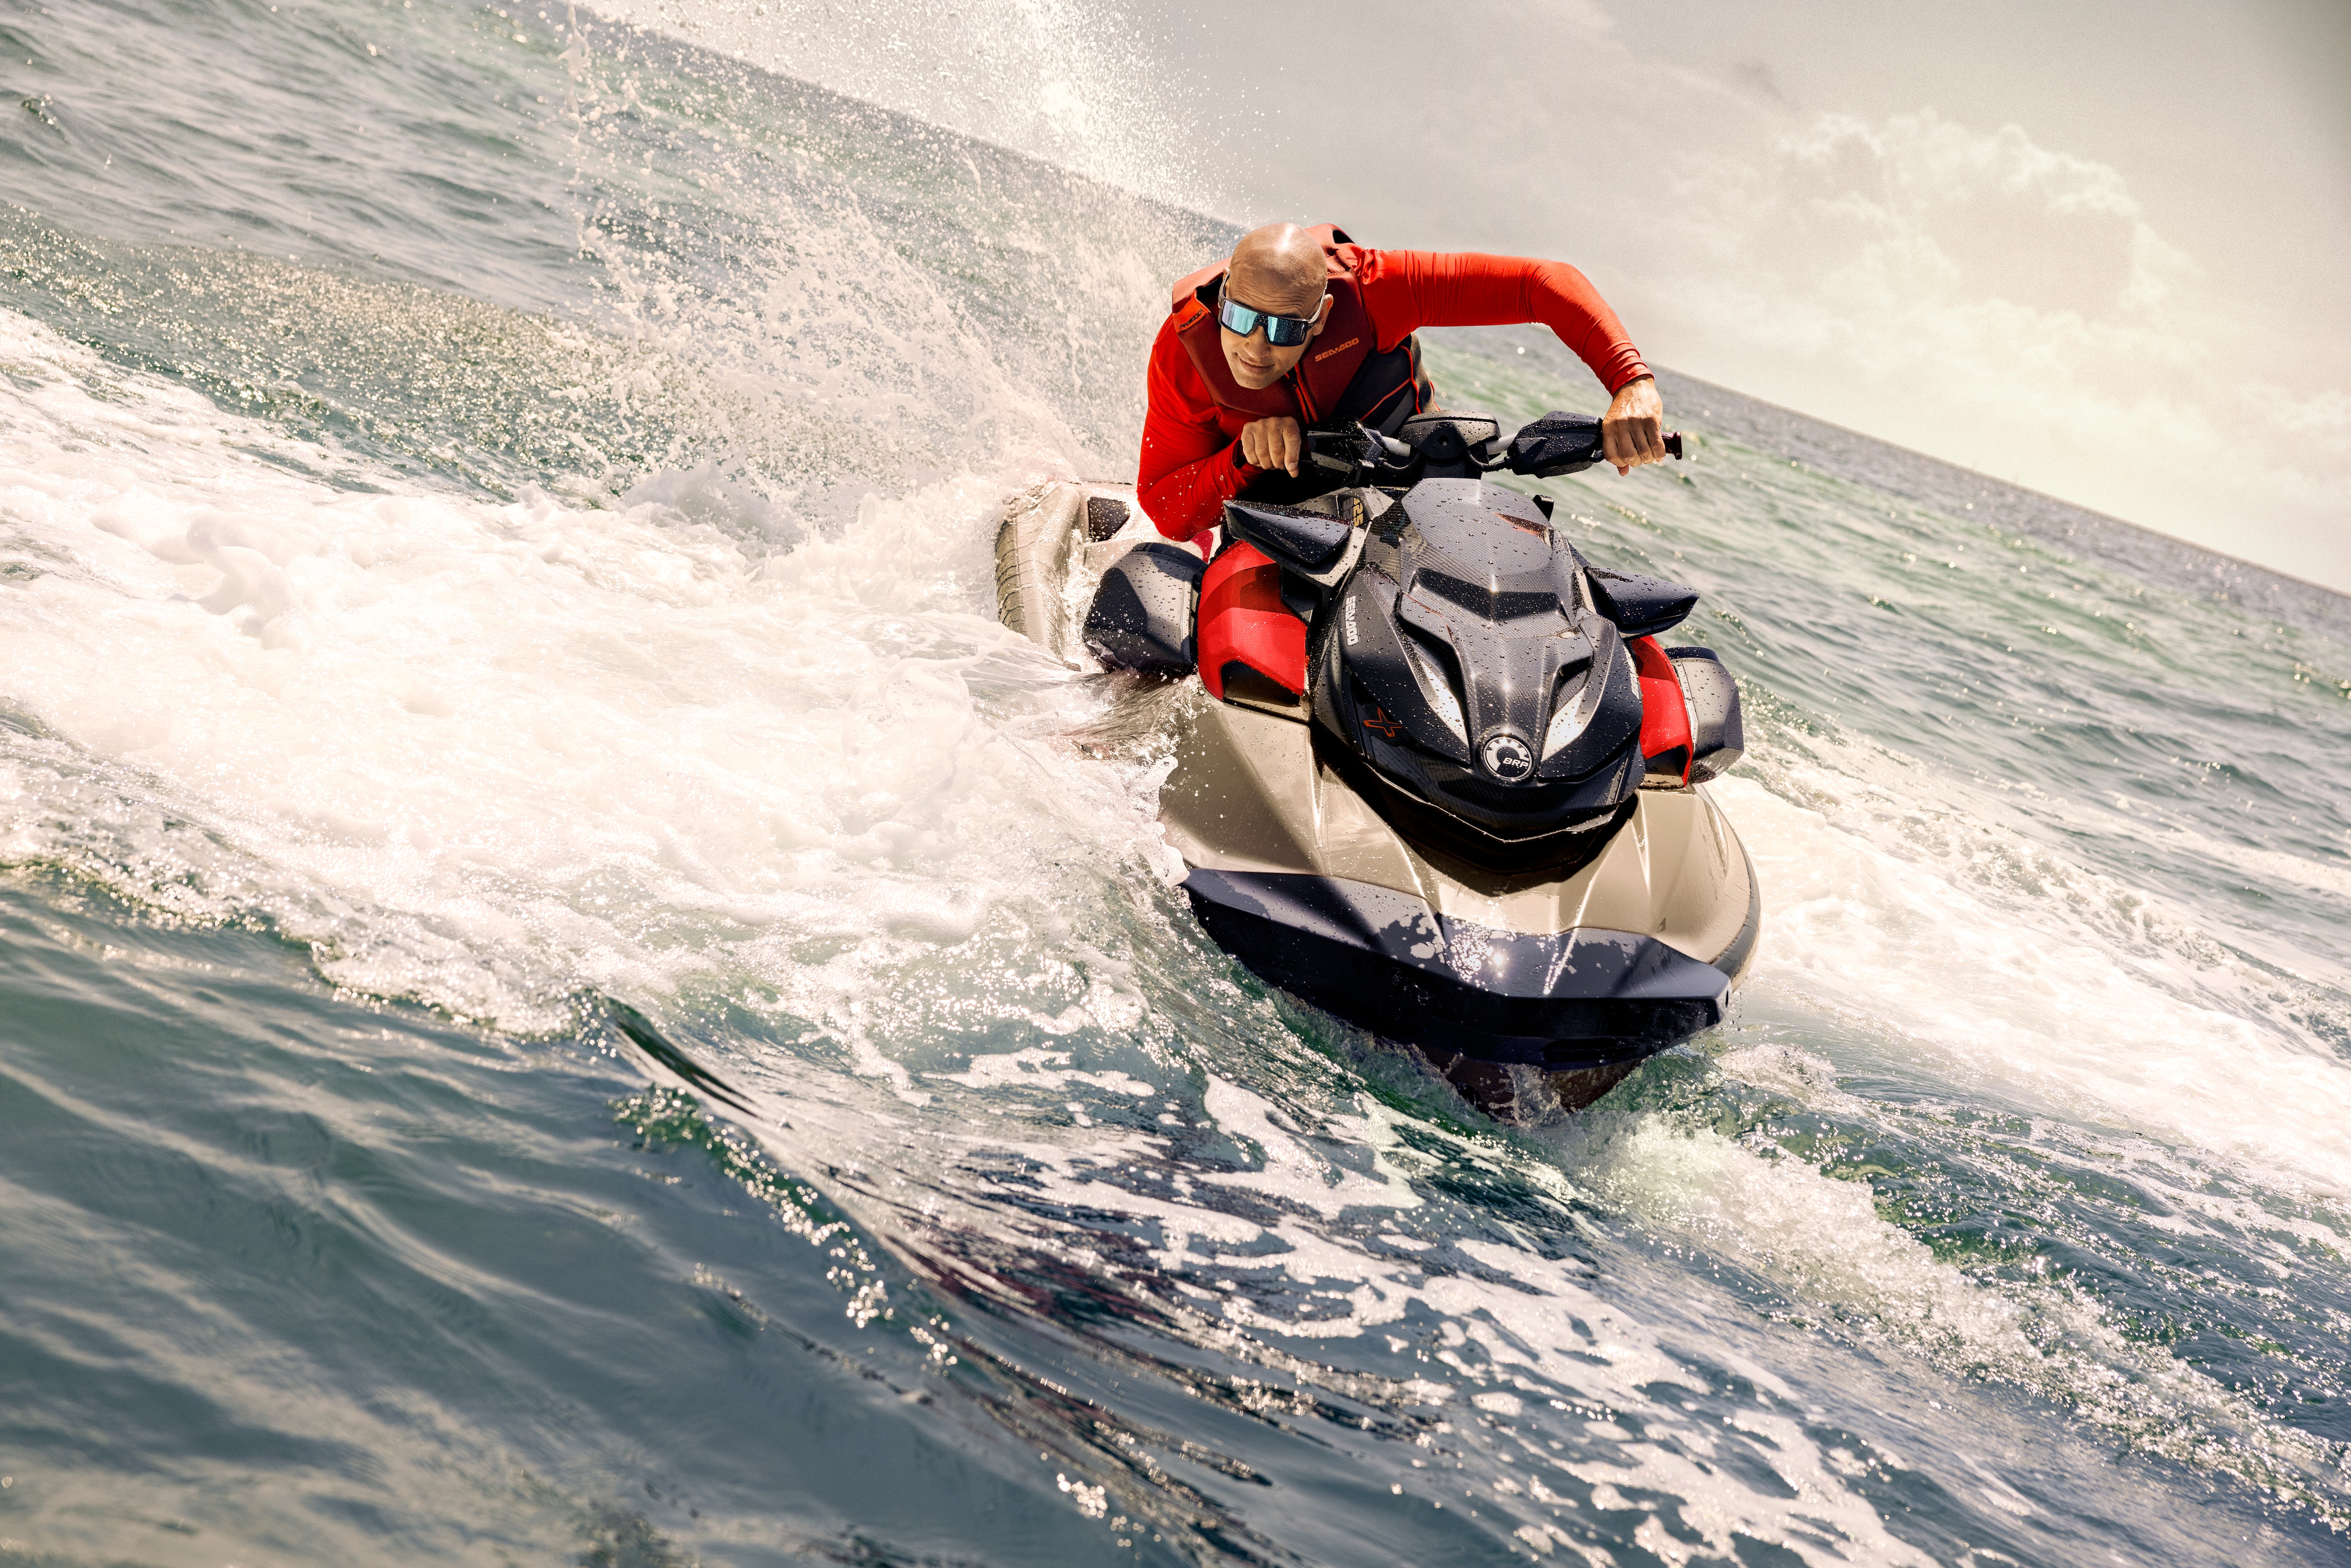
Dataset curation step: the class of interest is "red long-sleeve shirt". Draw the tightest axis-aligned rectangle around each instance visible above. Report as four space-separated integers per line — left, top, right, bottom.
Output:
1137 249 1651 541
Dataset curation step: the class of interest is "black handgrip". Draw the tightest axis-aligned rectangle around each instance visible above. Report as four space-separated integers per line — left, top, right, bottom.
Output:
1305 425 1362 474
1507 411 1686 476
1305 424 1412 482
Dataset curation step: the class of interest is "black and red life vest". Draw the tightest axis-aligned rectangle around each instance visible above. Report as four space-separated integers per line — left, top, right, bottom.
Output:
1168 224 1434 436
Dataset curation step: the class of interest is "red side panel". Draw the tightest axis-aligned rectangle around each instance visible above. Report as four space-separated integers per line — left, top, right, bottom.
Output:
1195 543 1307 701
1630 635 1692 783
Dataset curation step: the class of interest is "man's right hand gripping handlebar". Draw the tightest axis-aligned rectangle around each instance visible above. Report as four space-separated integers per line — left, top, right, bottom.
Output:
1601 375 1669 475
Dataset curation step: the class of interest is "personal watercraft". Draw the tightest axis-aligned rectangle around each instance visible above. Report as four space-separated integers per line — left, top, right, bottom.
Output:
997 410 1758 1119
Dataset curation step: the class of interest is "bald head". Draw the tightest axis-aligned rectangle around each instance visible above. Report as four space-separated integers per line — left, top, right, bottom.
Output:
1226 223 1328 316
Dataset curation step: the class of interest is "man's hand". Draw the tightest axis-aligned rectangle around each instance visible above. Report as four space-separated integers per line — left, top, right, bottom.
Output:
1602 377 1666 475
1239 416 1303 477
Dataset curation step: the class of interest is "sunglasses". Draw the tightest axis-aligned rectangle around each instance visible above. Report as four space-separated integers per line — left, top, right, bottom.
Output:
1217 289 1326 348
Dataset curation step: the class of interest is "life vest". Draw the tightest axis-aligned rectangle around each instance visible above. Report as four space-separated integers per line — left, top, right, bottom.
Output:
1169 225 1434 436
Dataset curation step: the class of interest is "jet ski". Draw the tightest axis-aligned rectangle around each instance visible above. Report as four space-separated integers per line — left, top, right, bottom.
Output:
997 410 1758 1120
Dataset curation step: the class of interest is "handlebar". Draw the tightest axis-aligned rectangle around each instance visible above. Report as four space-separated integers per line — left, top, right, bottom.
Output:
1306 411 1683 487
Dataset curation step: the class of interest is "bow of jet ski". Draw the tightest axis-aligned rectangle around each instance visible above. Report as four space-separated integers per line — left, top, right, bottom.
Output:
996 412 1758 1121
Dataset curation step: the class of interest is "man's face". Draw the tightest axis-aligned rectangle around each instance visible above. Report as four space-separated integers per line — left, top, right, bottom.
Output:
1219 274 1330 391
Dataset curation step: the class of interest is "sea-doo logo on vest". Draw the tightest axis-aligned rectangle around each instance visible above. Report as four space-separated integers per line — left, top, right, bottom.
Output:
1479 733 1535 782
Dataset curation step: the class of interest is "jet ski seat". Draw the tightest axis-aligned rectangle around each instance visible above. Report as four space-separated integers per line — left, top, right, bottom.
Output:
1081 541 1203 676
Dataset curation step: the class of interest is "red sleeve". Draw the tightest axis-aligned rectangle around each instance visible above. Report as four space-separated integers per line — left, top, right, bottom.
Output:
1357 250 1651 393
1137 319 1256 542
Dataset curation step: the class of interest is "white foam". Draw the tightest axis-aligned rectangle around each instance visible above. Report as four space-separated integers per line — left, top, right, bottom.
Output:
0 310 1151 1030
1573 1108 2343 1502
1715 765 2351 1200
854 1073 1940 1563
814 1060 2343 1538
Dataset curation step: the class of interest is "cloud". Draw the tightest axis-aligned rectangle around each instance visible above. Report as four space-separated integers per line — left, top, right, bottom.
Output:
1644 109 2348 584
1768 113 2143 319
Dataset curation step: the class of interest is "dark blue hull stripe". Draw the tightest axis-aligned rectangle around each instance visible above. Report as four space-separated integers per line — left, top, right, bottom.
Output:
1181 869 1731 1069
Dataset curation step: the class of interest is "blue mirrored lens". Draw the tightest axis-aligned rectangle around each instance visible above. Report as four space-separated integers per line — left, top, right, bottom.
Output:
1216 297 1264 337
1263 314 1312 347
1218 294 1313 347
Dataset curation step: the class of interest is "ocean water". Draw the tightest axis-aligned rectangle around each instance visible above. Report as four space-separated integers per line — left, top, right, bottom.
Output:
4 3 2351 1564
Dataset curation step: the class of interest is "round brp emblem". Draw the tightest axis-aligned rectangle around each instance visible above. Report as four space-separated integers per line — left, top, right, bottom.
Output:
1478 732 1536 782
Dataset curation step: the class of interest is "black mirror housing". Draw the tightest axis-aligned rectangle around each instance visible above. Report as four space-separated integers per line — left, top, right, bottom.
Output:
1506 410 1605 477
1221 499 1355 573
1587 567 1699 638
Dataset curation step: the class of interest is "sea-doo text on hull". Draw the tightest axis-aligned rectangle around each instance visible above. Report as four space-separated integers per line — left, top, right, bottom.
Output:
998 410 1758 1119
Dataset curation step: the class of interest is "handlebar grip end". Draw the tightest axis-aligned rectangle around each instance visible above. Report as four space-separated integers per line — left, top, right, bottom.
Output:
1665 432 1683 460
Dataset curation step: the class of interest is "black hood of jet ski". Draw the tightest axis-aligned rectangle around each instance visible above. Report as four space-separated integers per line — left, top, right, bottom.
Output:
1309 479 1650 847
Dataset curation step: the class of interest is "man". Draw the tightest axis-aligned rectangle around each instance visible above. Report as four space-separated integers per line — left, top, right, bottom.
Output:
1138 222 1668 542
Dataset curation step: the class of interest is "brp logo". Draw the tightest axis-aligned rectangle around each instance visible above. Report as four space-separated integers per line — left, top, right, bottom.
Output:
1479 732 1535 782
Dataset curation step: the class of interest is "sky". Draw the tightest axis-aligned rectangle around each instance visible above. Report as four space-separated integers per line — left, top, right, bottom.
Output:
606 0 2351 592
